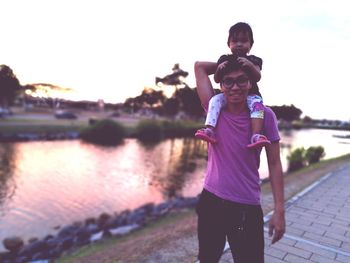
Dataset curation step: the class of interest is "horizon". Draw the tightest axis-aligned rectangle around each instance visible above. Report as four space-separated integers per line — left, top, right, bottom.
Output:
1 0 350 121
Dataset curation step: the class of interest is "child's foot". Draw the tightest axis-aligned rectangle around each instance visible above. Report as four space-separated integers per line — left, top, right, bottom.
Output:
247 134 271 149
195 127 217 143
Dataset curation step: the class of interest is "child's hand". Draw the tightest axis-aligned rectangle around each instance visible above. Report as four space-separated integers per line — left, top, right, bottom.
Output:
217 61 228 70
237 57 254 69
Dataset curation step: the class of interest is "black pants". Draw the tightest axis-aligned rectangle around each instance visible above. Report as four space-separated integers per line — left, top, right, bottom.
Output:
196 189 264 263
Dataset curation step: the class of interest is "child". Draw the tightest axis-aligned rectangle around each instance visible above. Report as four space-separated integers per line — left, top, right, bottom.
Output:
195 22 271 149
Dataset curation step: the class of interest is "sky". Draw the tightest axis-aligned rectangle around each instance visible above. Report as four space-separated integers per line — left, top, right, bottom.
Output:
1 0 350 121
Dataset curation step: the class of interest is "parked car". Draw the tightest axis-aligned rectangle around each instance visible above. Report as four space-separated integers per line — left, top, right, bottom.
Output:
54 110 78 119
0 107 13 118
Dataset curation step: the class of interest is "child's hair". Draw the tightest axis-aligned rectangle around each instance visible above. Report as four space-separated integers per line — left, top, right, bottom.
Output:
214 54 250 83
227 22 254 47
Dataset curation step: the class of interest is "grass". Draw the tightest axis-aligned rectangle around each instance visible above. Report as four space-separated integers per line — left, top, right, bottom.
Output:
0 115 202 139
0 119 88 134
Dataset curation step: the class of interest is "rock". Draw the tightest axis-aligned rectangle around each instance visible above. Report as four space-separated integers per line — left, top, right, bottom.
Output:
57 225 79 238
21 240 48 256
28 237 39 243
109 224 140 236
3 236 24 253
85 217 96 226
97 212 111 229
59 237 74 251
90 231 103 242
86 223 99 234
75 227 91 245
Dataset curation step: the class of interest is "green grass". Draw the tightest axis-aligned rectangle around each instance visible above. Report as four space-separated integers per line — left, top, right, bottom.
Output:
0 120 88 134
0 117 203 139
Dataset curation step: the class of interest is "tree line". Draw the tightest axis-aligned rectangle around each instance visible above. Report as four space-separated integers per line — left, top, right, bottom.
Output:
0 63 303 122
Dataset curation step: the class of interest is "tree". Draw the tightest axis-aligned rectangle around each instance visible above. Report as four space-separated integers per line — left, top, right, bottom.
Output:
0 65 21 107
269 104 302 121
174 86 203 118
155 64 189 89
163 98 179 116
137 88 166 107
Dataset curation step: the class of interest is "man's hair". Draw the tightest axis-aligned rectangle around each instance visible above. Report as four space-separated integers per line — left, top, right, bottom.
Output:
214 54 250 83
227 22 254 47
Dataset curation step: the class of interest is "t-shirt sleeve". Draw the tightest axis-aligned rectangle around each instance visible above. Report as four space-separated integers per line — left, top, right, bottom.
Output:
263 107 280 142
247 55 263 70
217 54 230 64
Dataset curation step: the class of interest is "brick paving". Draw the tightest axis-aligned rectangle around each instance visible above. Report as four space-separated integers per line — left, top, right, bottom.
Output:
219 164 350 262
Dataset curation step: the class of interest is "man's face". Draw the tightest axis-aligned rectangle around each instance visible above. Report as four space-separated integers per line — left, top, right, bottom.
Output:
220 70 251 104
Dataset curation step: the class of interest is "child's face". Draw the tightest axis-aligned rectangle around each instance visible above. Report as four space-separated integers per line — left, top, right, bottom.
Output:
228 31 252 56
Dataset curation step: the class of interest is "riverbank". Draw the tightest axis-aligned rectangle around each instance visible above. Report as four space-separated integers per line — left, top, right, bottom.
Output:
56 153 350 263
0 108 201 142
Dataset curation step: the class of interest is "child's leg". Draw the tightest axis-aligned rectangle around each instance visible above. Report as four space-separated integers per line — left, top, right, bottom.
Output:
195 93 227 143
205 93 227 128
247 95 271 148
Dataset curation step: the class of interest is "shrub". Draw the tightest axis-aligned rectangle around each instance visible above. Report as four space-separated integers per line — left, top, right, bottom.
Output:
136 120 162 143
161 120 198 138
305 146 325 164
80 119 125 146
287 145 326 172
287 147 305 172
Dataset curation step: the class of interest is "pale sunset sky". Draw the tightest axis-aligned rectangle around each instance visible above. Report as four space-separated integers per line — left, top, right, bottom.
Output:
1 0 349 120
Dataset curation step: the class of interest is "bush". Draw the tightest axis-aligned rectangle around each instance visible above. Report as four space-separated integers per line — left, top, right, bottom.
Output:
287 145 326 172
287 147 305 172
305 146 325 164
136 120 163 143
80 119 125 146
161 120 198 138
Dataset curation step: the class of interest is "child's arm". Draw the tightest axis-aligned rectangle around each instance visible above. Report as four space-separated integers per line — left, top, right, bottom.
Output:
237 57 261 82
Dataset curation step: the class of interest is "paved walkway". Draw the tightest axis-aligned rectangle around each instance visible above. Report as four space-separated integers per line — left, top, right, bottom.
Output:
218 164 350 263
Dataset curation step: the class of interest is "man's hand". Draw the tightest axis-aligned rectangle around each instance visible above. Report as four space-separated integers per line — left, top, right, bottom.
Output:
268 210 285 244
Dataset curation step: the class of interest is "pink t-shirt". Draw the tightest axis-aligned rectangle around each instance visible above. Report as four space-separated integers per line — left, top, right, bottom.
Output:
203 106 280 205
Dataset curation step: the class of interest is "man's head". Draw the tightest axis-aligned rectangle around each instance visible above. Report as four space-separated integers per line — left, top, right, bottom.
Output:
214 54 252 104
227 22 254 56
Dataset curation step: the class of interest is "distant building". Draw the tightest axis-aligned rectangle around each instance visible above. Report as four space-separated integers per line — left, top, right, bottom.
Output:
97 99 105 111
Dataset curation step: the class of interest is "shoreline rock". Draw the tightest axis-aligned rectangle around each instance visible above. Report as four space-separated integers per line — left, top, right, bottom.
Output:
1 196 199 262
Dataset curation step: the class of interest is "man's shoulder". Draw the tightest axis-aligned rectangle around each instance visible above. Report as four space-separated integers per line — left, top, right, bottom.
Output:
263 106 279 125
264 106 276 116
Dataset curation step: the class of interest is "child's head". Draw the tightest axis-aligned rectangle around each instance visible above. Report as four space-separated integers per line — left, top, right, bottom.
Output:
227 22 254 56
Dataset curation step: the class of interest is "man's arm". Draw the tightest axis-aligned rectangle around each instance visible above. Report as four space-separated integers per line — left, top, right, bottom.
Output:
265 141 285 244
194 61 217 107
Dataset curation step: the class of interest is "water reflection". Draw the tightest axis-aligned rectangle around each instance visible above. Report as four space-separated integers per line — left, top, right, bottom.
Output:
146 138 207 198
0 144 16 213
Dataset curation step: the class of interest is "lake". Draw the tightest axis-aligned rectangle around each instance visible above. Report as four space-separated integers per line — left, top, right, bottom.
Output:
0 128 349 251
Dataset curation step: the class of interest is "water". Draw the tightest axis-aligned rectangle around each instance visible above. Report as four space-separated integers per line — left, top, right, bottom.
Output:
0 128 349 251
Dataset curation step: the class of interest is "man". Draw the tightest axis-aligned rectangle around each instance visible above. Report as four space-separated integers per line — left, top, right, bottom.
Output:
194 55 285 263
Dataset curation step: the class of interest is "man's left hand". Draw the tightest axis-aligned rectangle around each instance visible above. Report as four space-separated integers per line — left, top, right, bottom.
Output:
268 210 285 244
